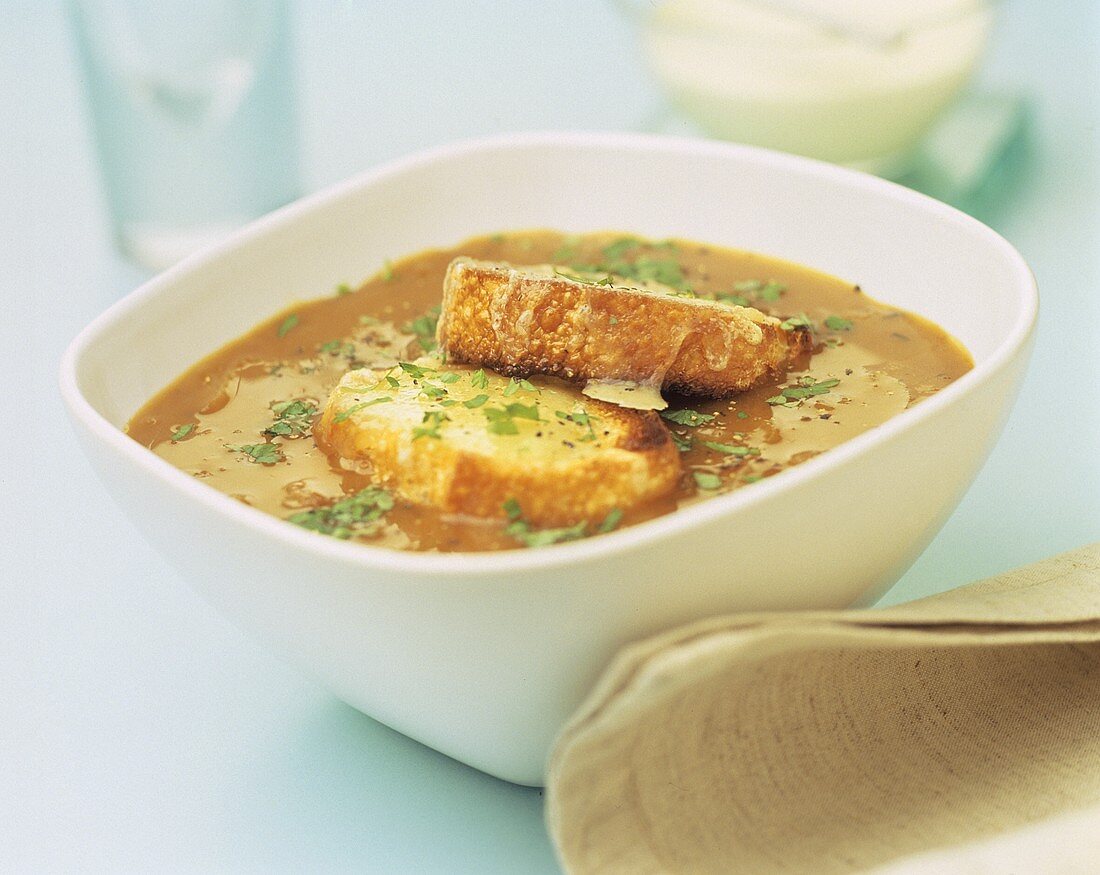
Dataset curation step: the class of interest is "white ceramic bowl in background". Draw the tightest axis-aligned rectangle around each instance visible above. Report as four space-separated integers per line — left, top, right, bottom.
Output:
60 133 1036 786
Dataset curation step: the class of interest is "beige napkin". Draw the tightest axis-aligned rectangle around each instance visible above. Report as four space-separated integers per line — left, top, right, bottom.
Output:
546 543 1100 874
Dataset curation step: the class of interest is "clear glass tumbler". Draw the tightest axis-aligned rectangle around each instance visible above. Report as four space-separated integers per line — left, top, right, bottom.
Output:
69 0 299 270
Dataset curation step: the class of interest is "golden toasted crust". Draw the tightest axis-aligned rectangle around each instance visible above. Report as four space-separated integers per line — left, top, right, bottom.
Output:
315 361 681 527
437 259 811 398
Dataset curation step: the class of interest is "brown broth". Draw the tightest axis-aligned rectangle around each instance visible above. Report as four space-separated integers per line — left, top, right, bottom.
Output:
127 231 972 552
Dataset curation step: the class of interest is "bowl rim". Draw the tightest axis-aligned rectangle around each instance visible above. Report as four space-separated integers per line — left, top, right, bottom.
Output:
59 130 1038 577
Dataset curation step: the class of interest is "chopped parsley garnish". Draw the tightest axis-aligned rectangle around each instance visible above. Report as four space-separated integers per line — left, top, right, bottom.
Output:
471 369 489 389
780 314 814 331
757 281 786 302
404 305 441 353
412 410 448 440
702 441 761 457
731 279 785 302
626 258 687 290
288 487 394 539
264 399 319 437
736 410 749 420
555 408 598 441
766 376 841 407
505 402 540 421
463 394 490 409
568 237 690 292
825 315 854 331
670 431 692 453
484 407 519 435
436 371 461 384
332 397 391 423
170 423 194 441
226 442 283 465
716 293 751 308
319 339 357 358
597 507 624 533
660 408 716 427
381 259 396 281
554 268 616 287
385 374 401 389
484 402 540 434
601 237 642 259
418 383 447 400
277 313 299 338
335 282 354 296
503 499 588 548
693 471 722 490
398 361 433 379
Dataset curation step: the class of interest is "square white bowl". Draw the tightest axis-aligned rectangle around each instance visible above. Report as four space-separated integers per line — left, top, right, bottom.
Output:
60 133 1036 785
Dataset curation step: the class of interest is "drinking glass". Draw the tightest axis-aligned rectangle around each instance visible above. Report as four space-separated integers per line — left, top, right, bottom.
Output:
69 0 299 270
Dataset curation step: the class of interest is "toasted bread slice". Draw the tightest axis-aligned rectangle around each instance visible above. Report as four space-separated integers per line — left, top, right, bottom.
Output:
315 358 681 527
437 259 810 398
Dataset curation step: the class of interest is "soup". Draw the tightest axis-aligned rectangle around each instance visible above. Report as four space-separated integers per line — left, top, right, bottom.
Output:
127 231 971 552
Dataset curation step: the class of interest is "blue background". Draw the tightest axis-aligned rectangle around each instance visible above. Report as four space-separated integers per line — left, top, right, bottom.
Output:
2 1 1097 871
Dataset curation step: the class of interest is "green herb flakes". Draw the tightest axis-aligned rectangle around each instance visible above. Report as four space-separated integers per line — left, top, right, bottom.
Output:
412 410 448 440
332 397 391 423
660 409 716 427
702 441 760 457
398 361 432 379
264 399 319 437
732 279 785 302
226 442 283 465
601 237 642 259
780 314 814 331
554 268 616 287
693 471 722 490
404 305 441 353
670 431 692 453
319 339 356 358
419 383 447 400
277 313 299 338
556 408 597 441
597 507 624 533
170 423 194 441
484 407 520 435
766 377 841 407
381 259 396 281
463 394 490 409
825 315 854 331
757 281 786 302
288 487 394 539
501 499 588 548
505 402 540 421
471 369 489 389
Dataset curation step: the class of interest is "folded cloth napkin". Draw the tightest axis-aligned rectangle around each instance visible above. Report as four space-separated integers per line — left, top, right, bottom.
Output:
546 543 1100 874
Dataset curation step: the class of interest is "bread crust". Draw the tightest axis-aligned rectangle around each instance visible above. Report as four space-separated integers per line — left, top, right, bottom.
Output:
437 259 810 398
315 363 682 528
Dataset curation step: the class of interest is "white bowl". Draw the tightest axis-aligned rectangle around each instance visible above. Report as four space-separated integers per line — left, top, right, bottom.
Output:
60 133 1036 786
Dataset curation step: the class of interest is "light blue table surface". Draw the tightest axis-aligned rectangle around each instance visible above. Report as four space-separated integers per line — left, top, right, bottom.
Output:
3 2 1098 871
